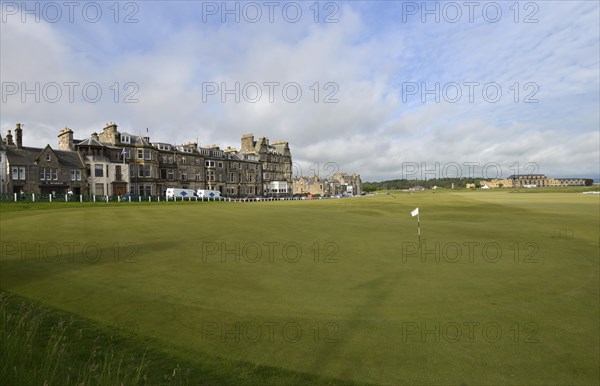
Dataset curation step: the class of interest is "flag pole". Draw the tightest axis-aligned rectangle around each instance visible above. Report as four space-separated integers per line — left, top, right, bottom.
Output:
411 207 421 247
417 211 421 247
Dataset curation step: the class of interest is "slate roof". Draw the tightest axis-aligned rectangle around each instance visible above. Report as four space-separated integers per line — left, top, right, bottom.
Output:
121 132 151 146
77 137 106 147
5 146 84 168
54 149 85 168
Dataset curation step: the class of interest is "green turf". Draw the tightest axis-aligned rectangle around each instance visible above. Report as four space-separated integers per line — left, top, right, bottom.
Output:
1 190 599 385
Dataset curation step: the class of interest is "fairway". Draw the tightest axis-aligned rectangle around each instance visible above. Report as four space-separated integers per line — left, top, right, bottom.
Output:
1 191 599 385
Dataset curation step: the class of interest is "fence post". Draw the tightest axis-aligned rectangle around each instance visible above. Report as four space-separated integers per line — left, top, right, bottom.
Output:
49 194 52 202
106 195 109 202
80 195 83 202
93 195 96 202
65 194 68 202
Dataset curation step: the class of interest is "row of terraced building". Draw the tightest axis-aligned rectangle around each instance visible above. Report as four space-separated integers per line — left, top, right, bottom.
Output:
0 122 293 198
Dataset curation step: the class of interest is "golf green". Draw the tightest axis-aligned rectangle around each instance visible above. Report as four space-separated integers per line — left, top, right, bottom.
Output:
1 190 598 385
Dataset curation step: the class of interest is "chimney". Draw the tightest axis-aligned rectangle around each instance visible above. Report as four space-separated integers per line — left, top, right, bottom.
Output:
92 132 100 141
100 122 118 144
15 123 22 149
58 127 74 150
241 133 254 151
183 142 198 150
5 129 13 146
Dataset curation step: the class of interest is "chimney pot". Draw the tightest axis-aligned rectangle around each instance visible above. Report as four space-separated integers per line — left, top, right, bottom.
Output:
15 123 23 149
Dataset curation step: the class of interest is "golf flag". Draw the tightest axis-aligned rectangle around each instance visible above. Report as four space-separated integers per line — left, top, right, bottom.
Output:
411 207 421 245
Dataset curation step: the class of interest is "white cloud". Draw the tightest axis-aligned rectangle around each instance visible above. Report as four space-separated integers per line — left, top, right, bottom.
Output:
1 1 598 181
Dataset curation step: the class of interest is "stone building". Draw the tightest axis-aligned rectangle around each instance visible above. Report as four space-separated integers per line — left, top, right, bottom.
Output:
239 134 292 196
332 172 362 196
72 130 130 196
2 122 299 198
95 123 265 197
548 177 593 187
293 176 333 196
292 172 362 196
0 133 6 194
2 124 87 195
480 174 593 188
223 146 262 197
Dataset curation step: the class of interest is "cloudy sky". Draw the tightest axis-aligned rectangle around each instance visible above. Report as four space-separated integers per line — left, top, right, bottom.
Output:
1 1 598 181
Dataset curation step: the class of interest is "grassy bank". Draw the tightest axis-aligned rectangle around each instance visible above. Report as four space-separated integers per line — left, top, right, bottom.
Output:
0 292 362 385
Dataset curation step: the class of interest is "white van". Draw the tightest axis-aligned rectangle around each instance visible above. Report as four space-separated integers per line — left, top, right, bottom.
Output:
196 189 222 199
166 188 197 199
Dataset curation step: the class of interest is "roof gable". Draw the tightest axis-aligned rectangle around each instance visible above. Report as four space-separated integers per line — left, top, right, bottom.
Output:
35 145 58 164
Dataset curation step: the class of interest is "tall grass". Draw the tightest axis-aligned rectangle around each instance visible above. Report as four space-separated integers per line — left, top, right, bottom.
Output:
0 292 362 385
0 292 189 385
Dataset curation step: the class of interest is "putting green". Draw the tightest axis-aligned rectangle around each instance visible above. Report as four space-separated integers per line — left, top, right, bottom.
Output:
1 191 598 385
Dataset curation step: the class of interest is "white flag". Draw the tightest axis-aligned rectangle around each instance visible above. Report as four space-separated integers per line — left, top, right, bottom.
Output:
411 208 419 217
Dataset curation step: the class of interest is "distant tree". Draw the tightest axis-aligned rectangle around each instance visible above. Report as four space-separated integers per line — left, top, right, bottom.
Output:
362 183 378 192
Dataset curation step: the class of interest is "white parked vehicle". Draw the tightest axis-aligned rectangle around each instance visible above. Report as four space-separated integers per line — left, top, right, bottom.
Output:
196 189 222 199
166 188 197 199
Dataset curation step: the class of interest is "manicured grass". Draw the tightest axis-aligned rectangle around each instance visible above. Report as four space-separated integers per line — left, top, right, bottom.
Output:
1 190 599 385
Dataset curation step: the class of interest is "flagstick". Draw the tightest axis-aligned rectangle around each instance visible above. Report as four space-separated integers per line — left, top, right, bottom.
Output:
417 212 421 247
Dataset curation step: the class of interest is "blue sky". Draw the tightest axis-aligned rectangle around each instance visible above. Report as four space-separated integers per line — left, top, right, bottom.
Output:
1 1 598 180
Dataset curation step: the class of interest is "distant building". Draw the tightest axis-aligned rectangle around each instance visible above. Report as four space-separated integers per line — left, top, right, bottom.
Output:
480 174 593 188
293 172 362 196
333 172 362 196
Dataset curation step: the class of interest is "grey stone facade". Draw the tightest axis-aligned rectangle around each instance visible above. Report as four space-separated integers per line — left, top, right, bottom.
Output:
293 172 362 196
2 122 365 198
2 124 87 195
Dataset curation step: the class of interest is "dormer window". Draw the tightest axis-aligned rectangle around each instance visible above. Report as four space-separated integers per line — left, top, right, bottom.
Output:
46 153 51 161
120 135 131 144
